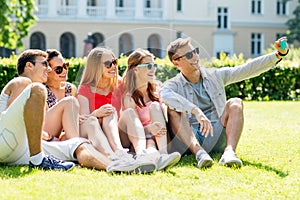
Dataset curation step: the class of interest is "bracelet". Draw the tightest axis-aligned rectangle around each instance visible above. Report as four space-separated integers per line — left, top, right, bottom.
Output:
277 49 289 57
145 133 153 139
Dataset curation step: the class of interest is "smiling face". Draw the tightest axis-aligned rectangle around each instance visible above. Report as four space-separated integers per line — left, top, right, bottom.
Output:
101 51 118 79
135 56 157 84
30 56 51 83
172 43 200 72
47 55 68 83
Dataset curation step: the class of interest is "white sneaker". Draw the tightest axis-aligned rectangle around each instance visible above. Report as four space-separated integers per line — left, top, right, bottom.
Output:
106 159 140 173
196 150 214 168
218 150 242 168
134 153 157 174
156 152 181 171
114 149 135 162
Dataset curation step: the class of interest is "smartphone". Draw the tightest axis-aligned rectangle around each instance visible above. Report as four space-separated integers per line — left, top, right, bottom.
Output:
280 40 287 50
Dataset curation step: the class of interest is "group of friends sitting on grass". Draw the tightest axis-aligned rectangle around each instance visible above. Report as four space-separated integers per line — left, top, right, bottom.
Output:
0 36 289 173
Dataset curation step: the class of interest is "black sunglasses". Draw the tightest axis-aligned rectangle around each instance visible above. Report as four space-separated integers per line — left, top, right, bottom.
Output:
30 60 49 68
137 63 158 70
53 62 69 74
174 47 199 60
103 59 118 69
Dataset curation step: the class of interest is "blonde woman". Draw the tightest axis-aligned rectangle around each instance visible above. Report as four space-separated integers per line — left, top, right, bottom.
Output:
77 47 157 173
121 48 181 170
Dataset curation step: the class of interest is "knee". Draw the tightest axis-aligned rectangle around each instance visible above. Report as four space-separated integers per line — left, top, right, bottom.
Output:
122 107 137 117
228 98 243 113
61 96 80 109
84 115 99 125
167 108 182 120
149 101 160 110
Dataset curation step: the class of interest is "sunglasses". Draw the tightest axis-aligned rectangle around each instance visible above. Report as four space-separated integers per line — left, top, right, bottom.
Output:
174 47 199 60
137 63 158 70
30 60 49 68
103 59 118 69
53 62 69 74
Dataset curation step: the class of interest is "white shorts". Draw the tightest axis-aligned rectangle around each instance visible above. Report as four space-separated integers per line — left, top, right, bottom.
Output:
42 137 89 162
0 85 88 165
0 85 31 164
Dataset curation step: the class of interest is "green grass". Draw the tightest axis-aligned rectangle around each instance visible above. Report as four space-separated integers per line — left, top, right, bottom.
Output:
1 101 299 199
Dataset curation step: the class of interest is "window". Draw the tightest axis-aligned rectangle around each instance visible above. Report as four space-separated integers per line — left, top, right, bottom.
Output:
116 0 124 7
0 47 13 58
30 32 46 50
87 0 96 6
251 0 262 14
217 7 228 29
177 0 182 12
147 34 162 58
119 33 133 56
146 0 151 8
91 33 105 47
251 33 263 56
60 32 76 58
276 0 287 15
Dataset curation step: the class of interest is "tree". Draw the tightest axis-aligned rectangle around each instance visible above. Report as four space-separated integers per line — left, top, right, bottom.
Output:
286 0 300 44
0 0 36 49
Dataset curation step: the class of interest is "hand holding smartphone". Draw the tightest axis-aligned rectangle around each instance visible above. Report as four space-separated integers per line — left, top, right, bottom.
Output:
280 40 287 50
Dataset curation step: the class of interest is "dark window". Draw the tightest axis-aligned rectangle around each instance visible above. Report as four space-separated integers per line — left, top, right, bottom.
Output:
177 0 182 11
251 33 262 56
251 0 262 14
30 32 46 50
60 32 76 58
217 7 229 29
146 0 151 8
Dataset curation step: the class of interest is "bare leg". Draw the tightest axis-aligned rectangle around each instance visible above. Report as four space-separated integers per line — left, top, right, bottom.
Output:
75 143 111 170
43 96 79 139
24 83 47 156
168 108 204 155
149 102 168 154
80 116 115 158
102 109 124 151
118 108 146 154
220 98 244 152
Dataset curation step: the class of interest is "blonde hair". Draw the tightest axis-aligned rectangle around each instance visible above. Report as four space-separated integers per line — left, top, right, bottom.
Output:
80 47 118 91
123 48 158 107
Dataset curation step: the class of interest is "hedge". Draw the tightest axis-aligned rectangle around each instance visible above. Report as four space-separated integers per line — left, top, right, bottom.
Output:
1 50 299 101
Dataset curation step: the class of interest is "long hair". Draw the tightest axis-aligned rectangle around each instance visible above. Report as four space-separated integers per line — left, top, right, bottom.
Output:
123 48 159 108
79 47 118 91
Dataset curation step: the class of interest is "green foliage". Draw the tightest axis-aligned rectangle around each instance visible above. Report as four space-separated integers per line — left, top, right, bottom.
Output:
1 50 299 100
0 0 36 49
286 0 300 44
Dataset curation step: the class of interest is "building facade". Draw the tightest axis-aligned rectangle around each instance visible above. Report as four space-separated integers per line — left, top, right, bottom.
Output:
3 0 298 59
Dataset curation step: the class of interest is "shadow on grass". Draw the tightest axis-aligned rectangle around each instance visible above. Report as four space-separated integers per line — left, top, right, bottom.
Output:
175 153 288 178
0 164 31 179
242 160 288 178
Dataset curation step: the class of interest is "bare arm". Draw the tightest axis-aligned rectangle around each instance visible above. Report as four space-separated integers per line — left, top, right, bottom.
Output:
5 77 32 107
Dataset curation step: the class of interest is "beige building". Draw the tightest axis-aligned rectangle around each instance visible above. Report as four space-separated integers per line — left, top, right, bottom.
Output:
18 0 298 59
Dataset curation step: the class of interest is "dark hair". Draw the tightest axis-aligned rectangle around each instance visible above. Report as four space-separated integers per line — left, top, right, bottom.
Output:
46 49 62 62
17 49 47 75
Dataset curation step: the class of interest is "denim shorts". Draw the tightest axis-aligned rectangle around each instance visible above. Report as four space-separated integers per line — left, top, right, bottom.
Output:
192 119 226 153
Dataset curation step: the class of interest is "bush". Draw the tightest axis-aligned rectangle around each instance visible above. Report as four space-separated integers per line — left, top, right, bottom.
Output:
0 49 299 101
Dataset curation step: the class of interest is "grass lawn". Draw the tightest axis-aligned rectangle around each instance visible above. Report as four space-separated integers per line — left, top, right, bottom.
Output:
0 101 299 199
